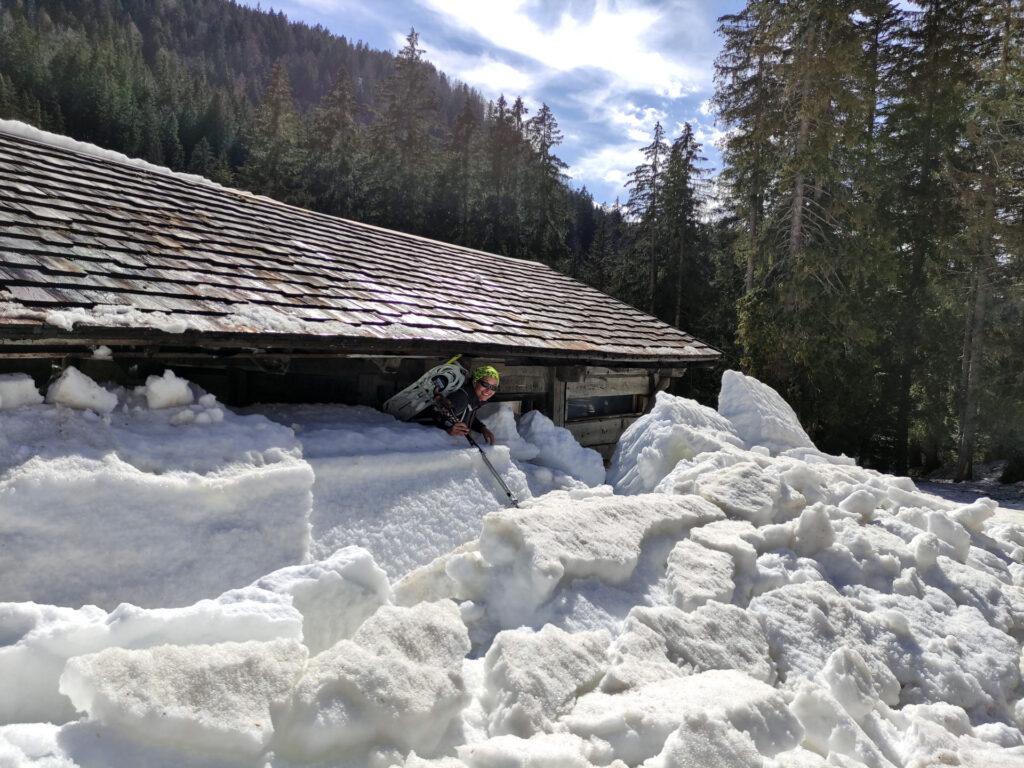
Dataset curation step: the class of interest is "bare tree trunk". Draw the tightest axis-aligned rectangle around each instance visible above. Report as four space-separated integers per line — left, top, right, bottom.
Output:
789 25 815 261
674 230 686 328
789 115 810 259
955 261 987 481
649 245 657 315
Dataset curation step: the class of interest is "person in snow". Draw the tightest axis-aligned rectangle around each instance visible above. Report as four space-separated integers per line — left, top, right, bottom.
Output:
423 365 499 444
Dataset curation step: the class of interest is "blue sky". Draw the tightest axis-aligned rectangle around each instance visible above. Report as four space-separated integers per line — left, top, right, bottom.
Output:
250 0 743 204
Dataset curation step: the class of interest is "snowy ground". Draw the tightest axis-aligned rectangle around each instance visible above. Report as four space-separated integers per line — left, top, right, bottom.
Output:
2 367 1024 767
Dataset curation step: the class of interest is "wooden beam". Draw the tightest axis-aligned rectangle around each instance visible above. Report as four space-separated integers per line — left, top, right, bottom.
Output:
566 414 641 447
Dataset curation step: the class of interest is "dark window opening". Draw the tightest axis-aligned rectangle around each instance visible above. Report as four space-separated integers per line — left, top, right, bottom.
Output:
567 394 639 420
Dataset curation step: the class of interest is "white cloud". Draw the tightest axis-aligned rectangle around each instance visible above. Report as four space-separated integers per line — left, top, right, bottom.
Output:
607 103 667 143
567 142 645 194
420 38 540 97
413 0 709 98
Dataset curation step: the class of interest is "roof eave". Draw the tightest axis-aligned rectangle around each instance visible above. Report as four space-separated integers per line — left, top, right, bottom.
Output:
0 322 722 368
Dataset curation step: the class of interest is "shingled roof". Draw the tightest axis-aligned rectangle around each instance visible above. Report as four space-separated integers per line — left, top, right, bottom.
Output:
0 122 719 366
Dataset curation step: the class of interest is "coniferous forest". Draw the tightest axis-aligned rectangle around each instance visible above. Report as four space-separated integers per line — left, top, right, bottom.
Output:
0 0 1022 481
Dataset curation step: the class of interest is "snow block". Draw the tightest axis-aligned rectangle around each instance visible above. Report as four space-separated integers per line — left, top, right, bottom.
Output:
605 603 773 692
482 624 609 737
469 493 724 628
248 546 391 655
45 366 117 414
59 639 307 758
643 711 765 768
665 538 735 610
0 590 301 726
0 373 43 409
748 582 900 708
718 369 815 455
276 600 471 760
562 669 802 765
457 733 595 767
142 369 194 409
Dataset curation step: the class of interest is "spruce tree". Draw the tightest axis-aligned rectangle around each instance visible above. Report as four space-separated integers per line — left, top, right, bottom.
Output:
525 103 568 265
242 60 301 201
303 68 359 217
626 121 669 314
370 28 438 230
661 123 706 329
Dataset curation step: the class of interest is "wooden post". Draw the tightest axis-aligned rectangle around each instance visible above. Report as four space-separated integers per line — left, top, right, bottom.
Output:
548 368 567 426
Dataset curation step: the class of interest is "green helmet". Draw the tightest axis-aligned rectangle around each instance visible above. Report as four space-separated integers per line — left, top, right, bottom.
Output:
473 365 500 383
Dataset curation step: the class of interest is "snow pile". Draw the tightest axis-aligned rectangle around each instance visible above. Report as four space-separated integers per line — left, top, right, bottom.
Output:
0 373 43 409
608 390 745 494
516 410 606 487
250 401 605 577
250 403 531 577
0 368 312 609
478 403 539 461
718 368 815 454
3 367 1024 767
45 366 118 414
141 369 194 409
0 547 390 727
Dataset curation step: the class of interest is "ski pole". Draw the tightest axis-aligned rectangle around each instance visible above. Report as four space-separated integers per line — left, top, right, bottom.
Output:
465 433 520 508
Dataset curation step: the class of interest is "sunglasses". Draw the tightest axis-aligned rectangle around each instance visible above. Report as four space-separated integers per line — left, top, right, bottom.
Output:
476 380 499 392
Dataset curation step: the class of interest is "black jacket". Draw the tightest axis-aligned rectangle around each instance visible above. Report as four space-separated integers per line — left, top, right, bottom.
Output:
420 382 488 435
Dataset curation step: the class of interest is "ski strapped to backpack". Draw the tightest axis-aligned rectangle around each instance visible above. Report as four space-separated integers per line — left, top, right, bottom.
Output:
383 355 467 420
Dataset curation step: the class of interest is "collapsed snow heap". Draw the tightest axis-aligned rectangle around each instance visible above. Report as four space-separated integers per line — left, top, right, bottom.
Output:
2 368 1024 768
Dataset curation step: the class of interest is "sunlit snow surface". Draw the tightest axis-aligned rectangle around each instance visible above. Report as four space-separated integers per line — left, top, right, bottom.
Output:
2 368 1024 767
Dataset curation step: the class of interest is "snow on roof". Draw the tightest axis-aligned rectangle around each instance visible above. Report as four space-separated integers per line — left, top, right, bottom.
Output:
0 120 719 364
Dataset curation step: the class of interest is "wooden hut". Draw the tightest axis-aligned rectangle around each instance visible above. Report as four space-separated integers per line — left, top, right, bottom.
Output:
0 122 720 458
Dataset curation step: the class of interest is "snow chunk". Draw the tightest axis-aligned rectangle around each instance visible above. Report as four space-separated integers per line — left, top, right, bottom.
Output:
276 600 470 760
718 369 814 455
695 461 797 525
0 723 75 768
562 669 802 765
44 367 117 414
248 546 391 655
604 603 774 693
457 733 596 767
748 581 901 707
0 590 301 726
790 680 897 768
468 494 723 627
59 639 307 758
950 498 997 533
0 373 42 409
819 646 884 722
483 624 608 737
143 370 194 409
665 538 735 610
642 711 765 768
479 403 539 461
608 391 744 494
517 410 605 487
